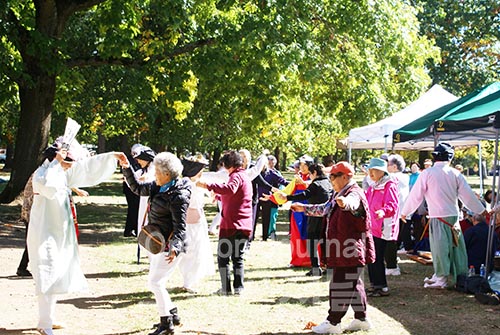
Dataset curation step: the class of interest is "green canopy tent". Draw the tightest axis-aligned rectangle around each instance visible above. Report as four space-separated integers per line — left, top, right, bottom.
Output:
433 90 500 276
393 82 500 145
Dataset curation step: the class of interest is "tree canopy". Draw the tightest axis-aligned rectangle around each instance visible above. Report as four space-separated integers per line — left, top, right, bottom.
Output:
1 0 440 202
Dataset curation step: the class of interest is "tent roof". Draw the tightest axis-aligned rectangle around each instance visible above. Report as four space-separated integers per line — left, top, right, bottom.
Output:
433 90 500 140
393 82 500 144
347 85 458 150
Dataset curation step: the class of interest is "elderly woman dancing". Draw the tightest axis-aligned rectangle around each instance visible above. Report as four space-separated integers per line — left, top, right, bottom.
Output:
122 152 191 335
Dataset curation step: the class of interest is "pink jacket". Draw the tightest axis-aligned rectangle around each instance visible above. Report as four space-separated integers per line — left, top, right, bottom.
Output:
365 176 399 240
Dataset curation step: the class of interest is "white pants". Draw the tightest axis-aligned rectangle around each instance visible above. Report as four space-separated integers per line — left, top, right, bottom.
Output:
37 293 57 329
148 251 181 316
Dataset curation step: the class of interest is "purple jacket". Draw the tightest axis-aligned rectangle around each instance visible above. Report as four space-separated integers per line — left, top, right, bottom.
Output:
207 167 253 238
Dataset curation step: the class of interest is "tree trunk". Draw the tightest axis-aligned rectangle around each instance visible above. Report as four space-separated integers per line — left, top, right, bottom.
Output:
97 133 106 153
0 76 55 203
273 147 280 170
2 143 15 171
211 148 221 171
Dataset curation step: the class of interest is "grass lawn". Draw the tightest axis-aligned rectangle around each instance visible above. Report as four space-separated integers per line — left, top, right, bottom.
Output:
0 171 499 335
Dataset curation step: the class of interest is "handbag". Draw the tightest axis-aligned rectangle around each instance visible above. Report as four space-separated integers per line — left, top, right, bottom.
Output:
138 224 166 254
137 204 168 254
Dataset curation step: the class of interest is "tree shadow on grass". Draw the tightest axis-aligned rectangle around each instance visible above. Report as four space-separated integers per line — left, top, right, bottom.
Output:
84 270 145 279
251 295 327 307
178 331 228 335
59 289 207 310
59 291 154 309
0 328 142 335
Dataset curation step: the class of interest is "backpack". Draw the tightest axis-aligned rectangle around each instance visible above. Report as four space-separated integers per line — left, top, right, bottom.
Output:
455 274 492 294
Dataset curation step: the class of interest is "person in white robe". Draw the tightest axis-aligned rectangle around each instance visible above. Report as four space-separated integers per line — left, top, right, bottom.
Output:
132 146 156 234
177 157 216 292
27 142 126 335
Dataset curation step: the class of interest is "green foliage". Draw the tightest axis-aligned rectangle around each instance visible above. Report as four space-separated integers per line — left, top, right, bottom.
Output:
1 0 438 165
411 0 500 95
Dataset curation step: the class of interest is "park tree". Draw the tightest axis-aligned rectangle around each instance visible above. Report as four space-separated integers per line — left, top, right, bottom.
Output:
0 0 438 203
410 0 500 95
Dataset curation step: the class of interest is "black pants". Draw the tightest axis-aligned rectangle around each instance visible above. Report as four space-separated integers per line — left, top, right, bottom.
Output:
307 217 323 269
307 238 321 269
18 220 29 271
255 200 276 241
368 237 388 288
123 182 139 236
218 232 248 293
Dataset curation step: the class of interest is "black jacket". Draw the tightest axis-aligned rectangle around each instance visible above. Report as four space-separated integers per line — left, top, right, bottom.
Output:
287 176 332 205
124 168 191 254
287 176 332 237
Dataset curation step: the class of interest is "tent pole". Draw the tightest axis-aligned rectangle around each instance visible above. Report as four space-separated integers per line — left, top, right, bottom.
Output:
478 141 483 195
485 129 499 275
348 142 352 165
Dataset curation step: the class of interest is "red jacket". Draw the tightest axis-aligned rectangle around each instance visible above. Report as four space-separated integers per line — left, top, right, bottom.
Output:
207 167 253 238
323 183 375 268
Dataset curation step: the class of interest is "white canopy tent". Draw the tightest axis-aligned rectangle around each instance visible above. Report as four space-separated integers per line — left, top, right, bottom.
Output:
346 84 463 153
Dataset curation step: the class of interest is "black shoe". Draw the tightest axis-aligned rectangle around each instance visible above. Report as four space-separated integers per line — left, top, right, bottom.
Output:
123 230 136 237
305 268 323 277
475 292 500 305
16 269 32 277
149 316 174 335
169 307 181 326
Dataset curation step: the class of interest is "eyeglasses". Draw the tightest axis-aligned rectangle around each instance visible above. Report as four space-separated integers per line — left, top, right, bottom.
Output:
329 173 343 180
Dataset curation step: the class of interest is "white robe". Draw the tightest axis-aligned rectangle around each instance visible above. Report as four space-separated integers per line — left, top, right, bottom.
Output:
27 153 118 295
177 180 215 290
136 164 156 233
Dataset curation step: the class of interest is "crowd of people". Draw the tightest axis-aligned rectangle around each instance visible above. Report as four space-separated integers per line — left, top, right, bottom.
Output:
15 137 500 335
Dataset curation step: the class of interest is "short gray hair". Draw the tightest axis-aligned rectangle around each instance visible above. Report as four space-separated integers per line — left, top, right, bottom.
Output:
154 152 183 179
388 154 406 172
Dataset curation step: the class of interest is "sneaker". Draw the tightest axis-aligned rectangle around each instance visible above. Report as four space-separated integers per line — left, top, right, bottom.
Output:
37 328 54 335
16 269 32 277
423 276 447 289
213 288 232 296
345 318 372 331
368 287 390 297
385 267 401 276
474 292 500 305
311 320 342 334
234 287 244 296
424 274 439 284
397 248 408 255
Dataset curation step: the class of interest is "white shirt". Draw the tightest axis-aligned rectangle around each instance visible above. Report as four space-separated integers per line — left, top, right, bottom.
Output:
401 161 484 218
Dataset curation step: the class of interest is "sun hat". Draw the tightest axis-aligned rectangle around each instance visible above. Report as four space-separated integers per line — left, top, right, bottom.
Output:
367 157 388 174
299 154 314 165
131 143 143 157
328 161 355 176
133 146 156 162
